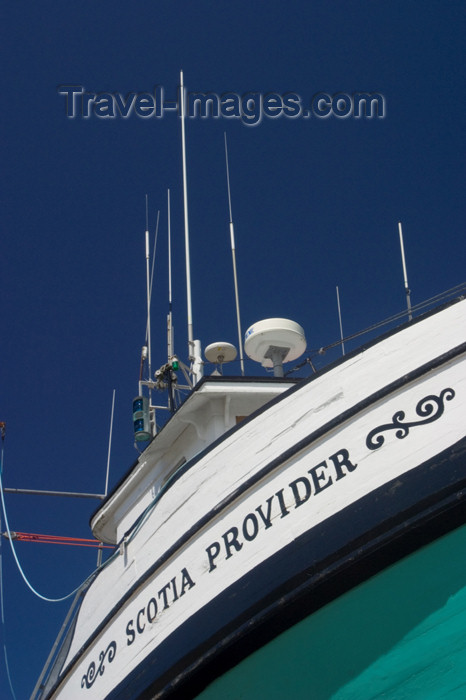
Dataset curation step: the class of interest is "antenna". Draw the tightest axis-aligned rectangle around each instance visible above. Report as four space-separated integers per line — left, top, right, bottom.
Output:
149 210 160 311
224 133 245 376
180 70 194 354
180 71 203 384
167 188 174 360
104 389 115 498
144 209 160 355
398 221 412 320
143 195 156 435
336 286 345 356
145 195 152 384
98 388 115 566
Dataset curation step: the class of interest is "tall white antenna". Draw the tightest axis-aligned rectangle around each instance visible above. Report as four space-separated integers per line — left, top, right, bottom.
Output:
180 70 194 355
149 210 160 307
336 285 345 356
167 188 174 359
145 209 160 346
224 132 245 376
398 221 412 320
145 195 152 381
104 389 115 498
98 388 115 566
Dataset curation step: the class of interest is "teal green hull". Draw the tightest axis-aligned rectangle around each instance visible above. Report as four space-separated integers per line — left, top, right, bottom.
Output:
198 525 466 699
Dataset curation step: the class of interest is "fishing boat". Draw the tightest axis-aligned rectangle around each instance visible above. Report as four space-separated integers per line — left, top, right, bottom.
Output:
30 75 466 699
30 283 466 699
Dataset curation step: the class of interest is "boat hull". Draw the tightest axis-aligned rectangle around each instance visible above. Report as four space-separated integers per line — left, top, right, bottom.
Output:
40 299 466 700
196 523 466 700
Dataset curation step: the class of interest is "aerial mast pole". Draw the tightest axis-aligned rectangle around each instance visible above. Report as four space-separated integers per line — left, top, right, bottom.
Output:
144 195 155 433
145 195 152 381
398 221 412 321
180 70 202 383
167 188 174 360
180 70 194 355
336 285 345 356
224 133 245 376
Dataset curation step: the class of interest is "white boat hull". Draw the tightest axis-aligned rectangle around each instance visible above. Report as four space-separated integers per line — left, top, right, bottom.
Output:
39 298 466 699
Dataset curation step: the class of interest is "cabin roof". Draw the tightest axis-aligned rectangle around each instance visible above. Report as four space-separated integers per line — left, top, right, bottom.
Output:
90 376 299 543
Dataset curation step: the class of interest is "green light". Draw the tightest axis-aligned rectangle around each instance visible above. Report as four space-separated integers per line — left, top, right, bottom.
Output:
171 358 179 371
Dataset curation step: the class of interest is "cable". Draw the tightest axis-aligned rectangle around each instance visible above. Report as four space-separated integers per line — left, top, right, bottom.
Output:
0 444 88 603
0 438 121 698
286 282 466 376
0 438 17 699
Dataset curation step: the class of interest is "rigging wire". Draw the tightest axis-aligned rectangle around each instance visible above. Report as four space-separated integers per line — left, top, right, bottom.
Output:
286 282 466 376
1 567 17 699
0 436 17 699
0 560 17 700
0 436 119 695
0 443 93 604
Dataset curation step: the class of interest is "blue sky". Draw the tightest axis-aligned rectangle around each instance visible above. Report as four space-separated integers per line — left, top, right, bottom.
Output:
1 2 465 697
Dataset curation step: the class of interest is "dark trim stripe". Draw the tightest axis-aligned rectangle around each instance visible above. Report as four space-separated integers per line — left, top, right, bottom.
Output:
122 338 466 545
110 436 466 699
49 340 466 696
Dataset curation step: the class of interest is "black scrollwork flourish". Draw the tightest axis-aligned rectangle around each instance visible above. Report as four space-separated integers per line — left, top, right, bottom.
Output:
81 641 117 689
366 388 455 451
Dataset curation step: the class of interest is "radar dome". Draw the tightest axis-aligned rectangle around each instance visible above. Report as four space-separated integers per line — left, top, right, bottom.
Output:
205 342 237 364
244 318 306 376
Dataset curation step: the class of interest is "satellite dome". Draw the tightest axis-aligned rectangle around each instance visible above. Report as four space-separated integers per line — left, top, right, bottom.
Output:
205 342 237 364
244 318 306 376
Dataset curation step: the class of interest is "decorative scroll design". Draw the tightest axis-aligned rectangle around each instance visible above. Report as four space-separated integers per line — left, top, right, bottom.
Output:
81 641 117 690
366 388 455 451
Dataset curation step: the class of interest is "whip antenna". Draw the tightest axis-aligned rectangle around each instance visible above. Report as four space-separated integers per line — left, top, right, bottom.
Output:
145 195 152 381
167 188 174 359
398 221 412 320
180 70 194 354
104 389 115 498
149 210 160 312
224 132 245 375
143 195 156 435
97 387 116 566
336 285 345 356
180 71 203 384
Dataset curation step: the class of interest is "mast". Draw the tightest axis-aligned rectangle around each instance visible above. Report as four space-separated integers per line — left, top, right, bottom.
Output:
180 70 203 383
167 188 174 360
336 285 345 356
144 195 155 434
398 221 412 320
224 133 245 376
145 195 152 383
180 70 194 355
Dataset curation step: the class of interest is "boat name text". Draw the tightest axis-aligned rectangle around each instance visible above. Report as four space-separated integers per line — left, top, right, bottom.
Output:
80 387 455 690
125 567 195 646
206 447 356 571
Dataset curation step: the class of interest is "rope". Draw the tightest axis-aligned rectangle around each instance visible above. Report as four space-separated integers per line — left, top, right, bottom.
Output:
0 442 90 603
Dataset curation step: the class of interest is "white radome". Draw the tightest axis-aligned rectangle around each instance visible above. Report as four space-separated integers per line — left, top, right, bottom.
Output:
205 342 238 364
244 318 307 367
